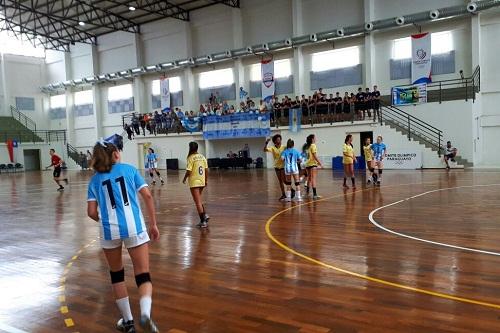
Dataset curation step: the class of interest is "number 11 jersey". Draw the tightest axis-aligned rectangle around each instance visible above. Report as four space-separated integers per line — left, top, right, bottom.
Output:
87 163 148 240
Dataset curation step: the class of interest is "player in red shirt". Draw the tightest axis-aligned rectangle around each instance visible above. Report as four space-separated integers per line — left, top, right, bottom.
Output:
45 149 69 191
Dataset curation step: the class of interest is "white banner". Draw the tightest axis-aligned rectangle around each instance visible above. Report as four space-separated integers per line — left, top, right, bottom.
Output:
411 33 432 84
384 149 422 169
261 60 275 103
160 78 170 112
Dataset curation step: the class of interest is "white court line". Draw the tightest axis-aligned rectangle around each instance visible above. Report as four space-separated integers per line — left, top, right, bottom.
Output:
0 323 29 333
368 184 500 256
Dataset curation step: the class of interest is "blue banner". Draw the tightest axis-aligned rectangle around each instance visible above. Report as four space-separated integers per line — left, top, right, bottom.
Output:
202 112 271 140
289 108 301 133
181 117 201 132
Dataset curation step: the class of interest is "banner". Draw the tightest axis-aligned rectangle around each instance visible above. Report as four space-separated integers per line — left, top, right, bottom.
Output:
160 78 171 112
239 87 248 101
384 149 422 169
261 60 275 103
392 83 427 106
411 33 432 84
289 108 302 133
6 139 14 162
181 117 201 132
203 113 270 140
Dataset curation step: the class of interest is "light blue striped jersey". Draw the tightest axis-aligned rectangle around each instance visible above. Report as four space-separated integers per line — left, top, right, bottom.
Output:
281 148 302 174
87 163 148 241
146 153 158 168
372 142 387 161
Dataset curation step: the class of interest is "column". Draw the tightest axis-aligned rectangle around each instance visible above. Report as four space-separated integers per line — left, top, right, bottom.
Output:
292 0 306 95
90 45 103 139
363 0 376 87
64 52 75 145
471 14 483 166
232 6 245 99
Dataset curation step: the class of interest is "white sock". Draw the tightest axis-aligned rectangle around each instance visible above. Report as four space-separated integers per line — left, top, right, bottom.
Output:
285 190 291 198
296 190 301 199
116 297 133 322
140 296 152 319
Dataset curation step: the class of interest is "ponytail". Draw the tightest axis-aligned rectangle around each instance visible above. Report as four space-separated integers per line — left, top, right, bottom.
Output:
188 141 198 157
286 139 294 149
91 142 118 173
303 134 315 152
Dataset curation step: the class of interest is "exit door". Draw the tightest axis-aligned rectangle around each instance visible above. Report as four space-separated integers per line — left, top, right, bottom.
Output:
23 149 41 171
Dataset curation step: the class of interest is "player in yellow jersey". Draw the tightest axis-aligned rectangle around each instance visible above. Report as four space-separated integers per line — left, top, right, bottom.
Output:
182 142 209 228
343 134 357 189
264 134 288 201
363 137 375 185
302 134 323 199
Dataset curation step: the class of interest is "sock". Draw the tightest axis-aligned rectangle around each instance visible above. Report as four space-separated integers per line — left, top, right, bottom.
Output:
343 178 347 186
285 190 291 199
116 297 133 322
199 213 205 221
140 296 152 319
296 190 301 199
351 177 355 186
313 188 317 196
291 188 296 197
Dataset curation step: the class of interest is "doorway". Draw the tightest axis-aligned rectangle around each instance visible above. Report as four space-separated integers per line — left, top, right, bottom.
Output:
23 149 41 171
360 131 374 158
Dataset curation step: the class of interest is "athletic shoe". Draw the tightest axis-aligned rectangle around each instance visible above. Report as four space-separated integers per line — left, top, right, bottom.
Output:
285 196 292 202
140 316 159 333
343 184 349 189
160 180 165 185
367 179 372 185
293 196 303 202
279 195 286 201
376 180 381 186
57 187 64 192
152 181 156 185
116 318 136 333
197 220 209 228
313 195 322 200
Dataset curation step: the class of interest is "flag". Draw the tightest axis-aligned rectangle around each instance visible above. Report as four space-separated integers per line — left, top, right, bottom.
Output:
289 108 301 133
411 33 432 84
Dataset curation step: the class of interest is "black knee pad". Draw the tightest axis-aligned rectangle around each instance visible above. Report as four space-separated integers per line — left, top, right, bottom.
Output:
155 171 161 176
284 181 292 186
135 272 152 287
379 169 383 174
110 268 125 284
149 172 154 178
295 182 300 187
369 167 375 173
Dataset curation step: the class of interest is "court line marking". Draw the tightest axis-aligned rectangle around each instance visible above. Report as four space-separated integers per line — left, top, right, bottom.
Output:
265 182 500 310
0 323 30 333
368 184 500 256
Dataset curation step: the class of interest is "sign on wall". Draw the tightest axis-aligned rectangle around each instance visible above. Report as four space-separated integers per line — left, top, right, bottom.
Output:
411 33 432 84
384 149 422 169
261 60 274 103
392 83 427 106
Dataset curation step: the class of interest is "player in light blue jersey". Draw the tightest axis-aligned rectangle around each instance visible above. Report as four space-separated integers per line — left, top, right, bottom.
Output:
371 135 387 186
281 139 303 202
87 135 160 333
145 148 164 185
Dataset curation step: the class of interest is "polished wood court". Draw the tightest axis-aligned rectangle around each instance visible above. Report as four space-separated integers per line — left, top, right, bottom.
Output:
2 168 500 332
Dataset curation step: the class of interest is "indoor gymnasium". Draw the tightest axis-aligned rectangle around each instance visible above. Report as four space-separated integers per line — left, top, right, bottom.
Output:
1 0 500 332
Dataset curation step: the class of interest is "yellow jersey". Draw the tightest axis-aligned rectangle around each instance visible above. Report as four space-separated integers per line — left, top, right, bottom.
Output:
363 144 373 162
265 145 285 169
186 153 208 188
343 143 355 164
305 143 318 167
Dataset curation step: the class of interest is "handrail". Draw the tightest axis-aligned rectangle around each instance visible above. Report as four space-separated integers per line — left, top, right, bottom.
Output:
0 130 66 144
66 143 86 167
380 101 443 154
10 106 37 132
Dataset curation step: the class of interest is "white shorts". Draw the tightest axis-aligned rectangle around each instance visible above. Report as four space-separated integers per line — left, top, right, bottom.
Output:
101 231 150 249
285 171 299 176
147 163 158 169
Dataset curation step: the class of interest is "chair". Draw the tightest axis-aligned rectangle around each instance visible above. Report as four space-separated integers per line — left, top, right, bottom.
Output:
7 164 14 173
0 164 6 174
15 163 23 172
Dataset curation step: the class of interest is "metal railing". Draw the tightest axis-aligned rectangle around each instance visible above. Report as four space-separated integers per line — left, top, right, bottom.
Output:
67 143 85 168
0 130 66 144
393 65 480 104
10 106 37 131
379 101 443 154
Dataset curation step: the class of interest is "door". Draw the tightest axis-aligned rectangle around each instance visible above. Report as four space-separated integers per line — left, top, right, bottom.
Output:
23 149 41 171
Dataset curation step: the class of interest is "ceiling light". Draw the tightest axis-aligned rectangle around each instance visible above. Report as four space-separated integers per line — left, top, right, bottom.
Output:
129 6 136 11
78 21 85 26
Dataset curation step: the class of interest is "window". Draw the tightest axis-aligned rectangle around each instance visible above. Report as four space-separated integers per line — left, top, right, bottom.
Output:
0 14 45 58
311 47 360 72
108 84 133 101
199 68 234 89
250 59 292 81
152 76 181 95
74 90 93 106
432 31 453 55
392 31 454 59
392 37 411 60
50 94 66 108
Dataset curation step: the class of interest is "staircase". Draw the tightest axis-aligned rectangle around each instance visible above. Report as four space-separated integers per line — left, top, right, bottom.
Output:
380 102 473 167
66 143 86 168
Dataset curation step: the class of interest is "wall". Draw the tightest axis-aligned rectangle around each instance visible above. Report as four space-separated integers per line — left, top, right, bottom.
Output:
0 141 68 169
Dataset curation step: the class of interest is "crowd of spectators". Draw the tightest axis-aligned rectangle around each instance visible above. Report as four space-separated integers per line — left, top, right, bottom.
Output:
122 85 382 138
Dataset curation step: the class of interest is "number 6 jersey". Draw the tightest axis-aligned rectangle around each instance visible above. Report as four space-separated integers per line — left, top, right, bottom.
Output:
186 153 208 188
87 163 148 240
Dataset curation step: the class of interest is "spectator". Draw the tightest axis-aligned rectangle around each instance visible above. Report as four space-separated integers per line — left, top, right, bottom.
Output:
124 123 134 140
259 99 267 113
149 113 157 136
86 150 92 167
131 113 140 135
443 141 458 169
365 87 372 119
139 114 146 136
154 111 162 132
372 85 381 122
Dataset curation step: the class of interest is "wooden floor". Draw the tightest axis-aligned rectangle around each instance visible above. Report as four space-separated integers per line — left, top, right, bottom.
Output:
2 168 500 332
